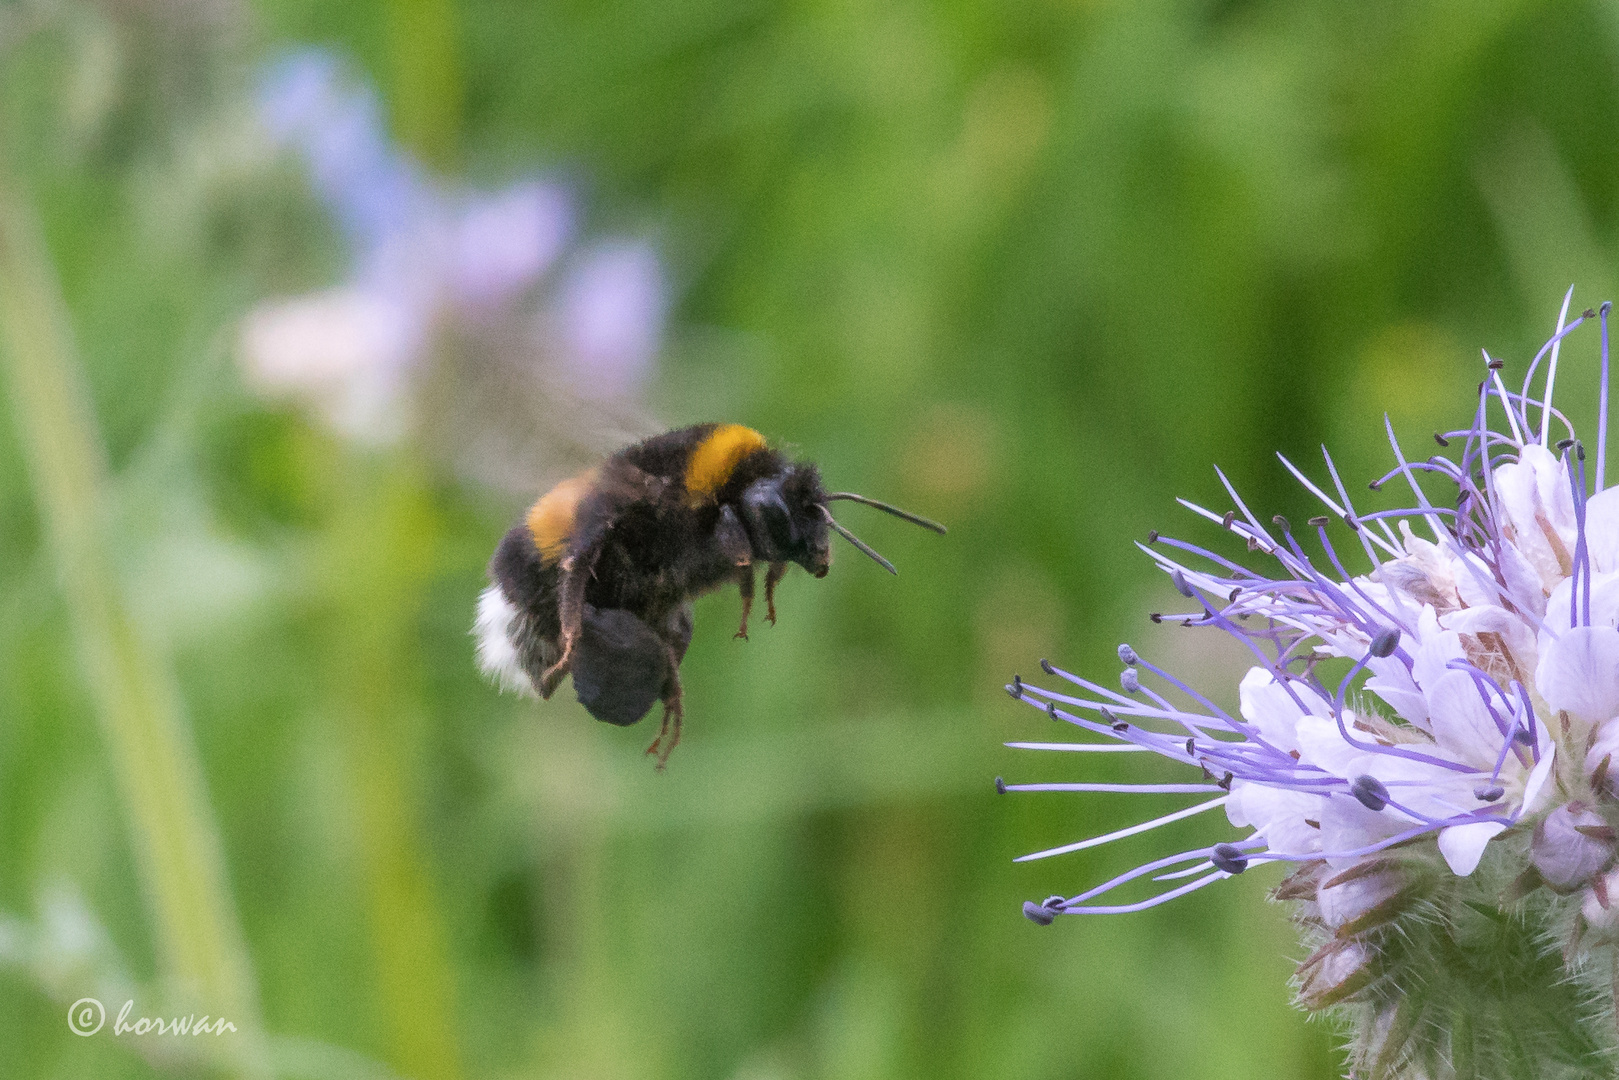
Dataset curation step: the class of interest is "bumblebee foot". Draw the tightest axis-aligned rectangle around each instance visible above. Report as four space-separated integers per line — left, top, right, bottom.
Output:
538 640 574 698
644 699 683 770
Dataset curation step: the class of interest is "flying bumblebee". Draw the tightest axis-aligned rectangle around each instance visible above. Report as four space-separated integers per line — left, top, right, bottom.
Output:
474 423 946 766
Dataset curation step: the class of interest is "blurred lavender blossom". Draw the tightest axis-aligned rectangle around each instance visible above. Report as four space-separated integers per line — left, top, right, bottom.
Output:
242 49 665 473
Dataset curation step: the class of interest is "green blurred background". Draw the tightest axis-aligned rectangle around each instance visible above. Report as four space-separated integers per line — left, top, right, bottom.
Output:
1 0 1615 1077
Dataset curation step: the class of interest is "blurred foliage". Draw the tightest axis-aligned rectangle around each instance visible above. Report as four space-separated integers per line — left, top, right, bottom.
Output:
3 0 1619 1078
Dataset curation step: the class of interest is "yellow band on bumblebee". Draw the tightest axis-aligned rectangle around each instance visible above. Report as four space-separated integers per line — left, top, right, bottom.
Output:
684 424 767 503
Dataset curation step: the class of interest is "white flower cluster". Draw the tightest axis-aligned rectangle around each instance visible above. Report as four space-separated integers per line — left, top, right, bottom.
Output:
1009 294 1619 924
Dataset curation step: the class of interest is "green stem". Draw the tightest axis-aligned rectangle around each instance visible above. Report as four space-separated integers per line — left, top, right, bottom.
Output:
0 182 267 1076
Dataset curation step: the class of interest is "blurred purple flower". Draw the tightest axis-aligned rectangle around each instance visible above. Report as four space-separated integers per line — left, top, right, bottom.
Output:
451 183 573 309
552 241 665 400
243 48 663 444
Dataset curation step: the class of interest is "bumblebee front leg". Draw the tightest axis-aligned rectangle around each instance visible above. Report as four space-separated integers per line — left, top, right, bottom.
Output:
735 564 755 640
764 561 788 625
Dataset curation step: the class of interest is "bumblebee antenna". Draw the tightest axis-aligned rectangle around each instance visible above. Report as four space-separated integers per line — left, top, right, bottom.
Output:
822 493 947 534
818 506 898 574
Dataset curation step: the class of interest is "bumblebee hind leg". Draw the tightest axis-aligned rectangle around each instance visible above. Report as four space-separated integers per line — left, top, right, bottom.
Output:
539 549 597 697
645 693 683 771
644 622 690 769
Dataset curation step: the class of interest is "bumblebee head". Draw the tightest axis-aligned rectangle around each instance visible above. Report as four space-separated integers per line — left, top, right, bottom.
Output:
740 464 834 576
739 463 947 578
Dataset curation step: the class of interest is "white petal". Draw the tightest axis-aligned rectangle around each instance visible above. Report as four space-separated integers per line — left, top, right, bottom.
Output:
1494 445 1574 590
1426 669 1507 768
1587 487 1619 574
1316 796 1408 869
1496 538 1548 619
1535 625 1619 725
1364 653 1430 729
1232 783 1322 857
1409 608 1466 693
1522 743 1558 814
1438 821 1508 876
1238 667 1325 750
1293 716 1361 778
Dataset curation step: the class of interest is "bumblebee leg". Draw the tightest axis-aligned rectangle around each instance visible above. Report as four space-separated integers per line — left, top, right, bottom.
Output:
644 645 685 769
764 561 787 625
735 564 755 640
539 550 596 697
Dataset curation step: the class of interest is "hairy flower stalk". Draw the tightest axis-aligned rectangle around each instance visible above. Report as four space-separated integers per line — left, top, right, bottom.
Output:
1005 292 1619 1078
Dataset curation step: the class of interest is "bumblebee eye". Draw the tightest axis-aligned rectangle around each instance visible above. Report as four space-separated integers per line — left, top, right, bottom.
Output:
742 479 796 554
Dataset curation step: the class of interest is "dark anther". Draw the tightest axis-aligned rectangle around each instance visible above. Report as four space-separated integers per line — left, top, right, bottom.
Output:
1433 432 1450 447
1228 587 1242 602
1112 719 1130 733
1040 658 1055 675
1170 569 1194 598
1045 701 1058 720
1474 784 1505 803
1008 675 1023 699
1368 480 1381 491
1023 900 1058 926
1149 612 1163 623
1185 738 1196 756
1247 535 1261 551
1216 771 1233 791
1308 516 1330 528
1368 628 1400 658
1487 357 1504 370
1513 726 1534 746
1585 308 1598 319
1146 529 1159 543
1098 705 1119 726
1117 644 1138 665
1201 765 1213 780
1120 668 1141 694
1211 843 1249 875
1350 774 1390 812
1578 441 1587 461
1557 438 1575 452
995 776 1007 795
1222 510 1236 529
1343 512 1360 531
1272 515 1291 533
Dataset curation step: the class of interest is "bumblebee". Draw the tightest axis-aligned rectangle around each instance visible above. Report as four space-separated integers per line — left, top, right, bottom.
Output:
474 423 945 765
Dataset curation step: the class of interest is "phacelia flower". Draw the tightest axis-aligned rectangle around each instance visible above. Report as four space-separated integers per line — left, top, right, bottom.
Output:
242 49 665 470
1005 292 1619 1077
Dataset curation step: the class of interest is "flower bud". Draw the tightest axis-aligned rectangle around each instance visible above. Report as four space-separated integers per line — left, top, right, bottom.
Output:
1318 863 1410 931
1532 803 1616 892
1296 937 1373 1011
1588 720 1619 796
1581 868 1619 932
